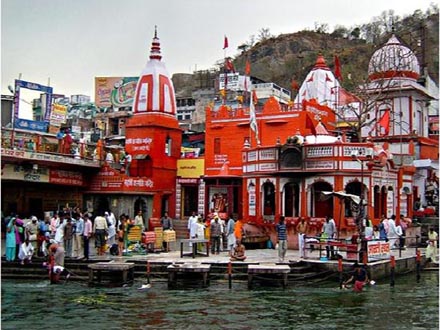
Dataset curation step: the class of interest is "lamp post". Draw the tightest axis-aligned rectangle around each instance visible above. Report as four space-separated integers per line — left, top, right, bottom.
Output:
352 149 372 263
7 84 17 149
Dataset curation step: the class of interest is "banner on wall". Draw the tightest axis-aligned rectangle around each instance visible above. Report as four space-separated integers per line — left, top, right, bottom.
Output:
248 180 256 216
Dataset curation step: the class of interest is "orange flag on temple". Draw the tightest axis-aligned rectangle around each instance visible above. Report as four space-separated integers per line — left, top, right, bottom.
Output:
378 109 390 135
291 80 299 90
223 36 229 49
334 55 342 81
245 59 251 76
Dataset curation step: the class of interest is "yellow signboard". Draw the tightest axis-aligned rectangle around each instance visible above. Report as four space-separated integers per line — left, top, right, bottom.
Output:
177 158 204 178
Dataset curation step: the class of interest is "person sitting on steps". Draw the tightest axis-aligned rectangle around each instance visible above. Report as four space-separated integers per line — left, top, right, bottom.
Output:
230 239 246 261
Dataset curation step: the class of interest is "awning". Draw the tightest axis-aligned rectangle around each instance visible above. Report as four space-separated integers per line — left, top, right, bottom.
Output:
321 191 360 205
42 136 58 144
134 154 150 160
106 145 124 149
106 136 125 140
413 159 439 170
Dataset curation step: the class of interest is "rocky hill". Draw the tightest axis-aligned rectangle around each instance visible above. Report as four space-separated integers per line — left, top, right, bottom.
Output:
233 11 438 93
173 9 438 97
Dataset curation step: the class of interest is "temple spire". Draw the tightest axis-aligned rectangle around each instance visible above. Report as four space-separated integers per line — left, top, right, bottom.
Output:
149 26 162 61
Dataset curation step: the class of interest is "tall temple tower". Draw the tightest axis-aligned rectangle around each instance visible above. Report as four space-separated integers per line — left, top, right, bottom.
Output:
365 34 438 214
125 27 182 220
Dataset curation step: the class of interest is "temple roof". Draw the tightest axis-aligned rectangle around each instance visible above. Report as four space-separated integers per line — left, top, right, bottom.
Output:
368 35 420 81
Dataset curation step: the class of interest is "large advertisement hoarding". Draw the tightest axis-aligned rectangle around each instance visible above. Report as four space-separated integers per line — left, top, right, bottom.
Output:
50 103 68 127
95 77 138 108
219 73 250 91
14 79 53 123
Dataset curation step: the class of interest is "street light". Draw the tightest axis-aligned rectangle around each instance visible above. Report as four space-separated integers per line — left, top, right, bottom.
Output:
351 148 373 263
7 84 17 149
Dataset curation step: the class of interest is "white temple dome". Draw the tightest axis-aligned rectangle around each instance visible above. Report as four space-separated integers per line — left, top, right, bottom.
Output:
294 54 340 107
133 27 176 115
368 35 420 81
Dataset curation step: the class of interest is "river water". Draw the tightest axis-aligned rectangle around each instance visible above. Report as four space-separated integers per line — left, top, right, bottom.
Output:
1 271 438 330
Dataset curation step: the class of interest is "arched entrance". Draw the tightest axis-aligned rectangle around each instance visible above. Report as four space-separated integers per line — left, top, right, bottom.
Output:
310 181 333 218
284 182 300 217
262 180 275 221
345 181 368 219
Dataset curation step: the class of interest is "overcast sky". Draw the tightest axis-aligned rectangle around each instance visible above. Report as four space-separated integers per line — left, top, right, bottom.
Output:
1 0 435 101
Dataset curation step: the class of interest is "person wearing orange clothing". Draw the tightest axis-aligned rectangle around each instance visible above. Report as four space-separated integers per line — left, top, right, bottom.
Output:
234 218 244 241
96 139 103 161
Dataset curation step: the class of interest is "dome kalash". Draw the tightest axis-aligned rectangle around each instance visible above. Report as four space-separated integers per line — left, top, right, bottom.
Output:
368 34 420 82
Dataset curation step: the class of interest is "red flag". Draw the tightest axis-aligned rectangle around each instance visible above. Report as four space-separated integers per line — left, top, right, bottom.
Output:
245 59 251 76
225 58 235 72
334 55 342 81
378 110 390 135
223 36 229 49
252 90 258 104
338 87 360 105
305 114 317 135
291 80 299 90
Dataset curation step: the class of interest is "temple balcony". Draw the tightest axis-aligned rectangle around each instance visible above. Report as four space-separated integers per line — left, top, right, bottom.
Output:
1 128 101 170
242 141 376 175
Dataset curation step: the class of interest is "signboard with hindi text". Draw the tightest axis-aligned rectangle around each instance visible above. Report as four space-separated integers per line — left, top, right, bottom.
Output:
367 241 390 262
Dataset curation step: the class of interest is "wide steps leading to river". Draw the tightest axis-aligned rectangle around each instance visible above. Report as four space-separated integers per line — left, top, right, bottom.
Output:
1 257 328 283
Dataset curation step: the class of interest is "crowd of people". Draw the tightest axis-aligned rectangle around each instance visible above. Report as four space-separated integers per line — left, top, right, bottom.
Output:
3 208 135 281
185 211 247 261
3 209 438 287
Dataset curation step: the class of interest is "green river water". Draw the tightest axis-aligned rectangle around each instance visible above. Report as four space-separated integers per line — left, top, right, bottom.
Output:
1 271 438 330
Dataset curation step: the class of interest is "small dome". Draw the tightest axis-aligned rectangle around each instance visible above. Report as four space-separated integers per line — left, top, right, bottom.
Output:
368 35 420 81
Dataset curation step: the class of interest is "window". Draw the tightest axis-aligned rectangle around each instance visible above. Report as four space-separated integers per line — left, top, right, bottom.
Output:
165 136 172 156
214 138 221 154
134 155 153 177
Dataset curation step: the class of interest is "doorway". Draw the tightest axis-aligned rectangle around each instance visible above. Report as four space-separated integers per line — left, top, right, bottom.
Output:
28 198 43 219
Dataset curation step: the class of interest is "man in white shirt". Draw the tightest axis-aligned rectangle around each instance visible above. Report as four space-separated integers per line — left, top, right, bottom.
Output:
187 211 198 248
18 238 34 265
134 210 145 231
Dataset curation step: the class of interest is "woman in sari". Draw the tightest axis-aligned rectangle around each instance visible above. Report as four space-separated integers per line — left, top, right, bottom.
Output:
6 218 17 261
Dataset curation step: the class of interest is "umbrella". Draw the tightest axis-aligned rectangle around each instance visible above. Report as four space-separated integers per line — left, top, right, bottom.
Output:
320 191 360 239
